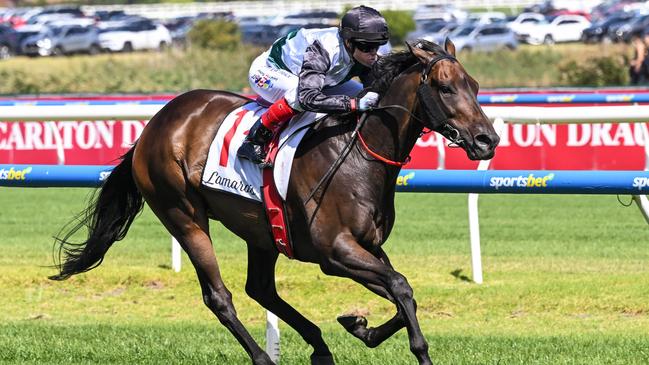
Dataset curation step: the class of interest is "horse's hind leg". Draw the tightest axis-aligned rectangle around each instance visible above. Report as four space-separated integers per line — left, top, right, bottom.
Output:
321 236 431 365
245 245 334 365
142 190 273 364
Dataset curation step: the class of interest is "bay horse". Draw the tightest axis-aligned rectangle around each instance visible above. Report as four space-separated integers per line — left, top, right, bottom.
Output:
50 39 499 365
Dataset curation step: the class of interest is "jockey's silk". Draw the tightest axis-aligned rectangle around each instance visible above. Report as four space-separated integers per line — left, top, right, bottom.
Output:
268 27 358 87
249 27 369 114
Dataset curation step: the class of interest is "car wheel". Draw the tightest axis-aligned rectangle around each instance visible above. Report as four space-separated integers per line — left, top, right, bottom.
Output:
505 43 516 51
122 42 133 52
462 46 472 53
52 46 64 56
158 41 167 51
89 44 101 55
543 35 554 45
0 44 12 60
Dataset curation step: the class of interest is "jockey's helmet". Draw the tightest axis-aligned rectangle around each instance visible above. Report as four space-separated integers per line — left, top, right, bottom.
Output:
339 6 389 46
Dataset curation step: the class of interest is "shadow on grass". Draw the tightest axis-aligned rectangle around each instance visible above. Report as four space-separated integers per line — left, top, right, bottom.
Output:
450 269 472 283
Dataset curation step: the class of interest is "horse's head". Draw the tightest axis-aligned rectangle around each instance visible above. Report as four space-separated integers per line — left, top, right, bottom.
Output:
406 39 499 160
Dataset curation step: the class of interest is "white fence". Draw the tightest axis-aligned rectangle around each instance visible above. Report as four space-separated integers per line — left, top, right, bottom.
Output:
79 0 597 19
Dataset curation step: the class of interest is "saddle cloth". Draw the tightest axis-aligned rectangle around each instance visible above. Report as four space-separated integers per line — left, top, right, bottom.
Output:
201 102 322 201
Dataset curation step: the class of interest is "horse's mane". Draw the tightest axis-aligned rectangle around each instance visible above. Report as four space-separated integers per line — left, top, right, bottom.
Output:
370 40 447 95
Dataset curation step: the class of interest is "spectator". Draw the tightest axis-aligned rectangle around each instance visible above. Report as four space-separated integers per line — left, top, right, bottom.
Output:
629 33 647 85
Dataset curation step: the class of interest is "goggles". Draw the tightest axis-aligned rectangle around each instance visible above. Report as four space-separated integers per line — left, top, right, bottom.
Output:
354 41 382 53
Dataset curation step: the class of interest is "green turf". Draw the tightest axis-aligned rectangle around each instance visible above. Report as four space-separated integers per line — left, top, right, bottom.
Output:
0 188 648 364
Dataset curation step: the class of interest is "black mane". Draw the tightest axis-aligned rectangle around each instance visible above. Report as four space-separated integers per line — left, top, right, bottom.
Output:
370 40 447 95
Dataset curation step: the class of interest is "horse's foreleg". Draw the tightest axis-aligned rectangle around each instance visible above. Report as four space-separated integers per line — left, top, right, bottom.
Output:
145 198 272 365
336 248 408 348
245 245 334 365
321 235 431 365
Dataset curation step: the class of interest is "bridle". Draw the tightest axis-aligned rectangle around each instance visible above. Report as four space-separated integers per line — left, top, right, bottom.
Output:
371 52 464 148
414 53 465 147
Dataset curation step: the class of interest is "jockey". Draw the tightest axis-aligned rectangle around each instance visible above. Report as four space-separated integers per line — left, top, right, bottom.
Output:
237 5 390 165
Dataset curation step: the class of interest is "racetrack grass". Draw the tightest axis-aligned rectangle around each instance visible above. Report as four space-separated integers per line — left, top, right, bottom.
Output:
1 188 648 364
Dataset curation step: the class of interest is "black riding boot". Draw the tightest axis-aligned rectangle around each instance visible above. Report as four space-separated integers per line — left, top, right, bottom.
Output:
237 118 274 165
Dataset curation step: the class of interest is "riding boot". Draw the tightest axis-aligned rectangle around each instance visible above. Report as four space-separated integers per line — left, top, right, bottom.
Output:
237 97 298 165
237 118 274 164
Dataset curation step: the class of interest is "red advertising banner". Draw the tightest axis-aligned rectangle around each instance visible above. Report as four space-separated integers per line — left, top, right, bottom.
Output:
0 120 646 170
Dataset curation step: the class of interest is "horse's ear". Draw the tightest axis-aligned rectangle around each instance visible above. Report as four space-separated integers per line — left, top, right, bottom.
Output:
444 38 456 57
405 40 433 64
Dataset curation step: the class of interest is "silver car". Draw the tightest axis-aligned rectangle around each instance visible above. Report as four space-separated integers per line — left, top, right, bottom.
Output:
448 24 518 52
22 25 100 56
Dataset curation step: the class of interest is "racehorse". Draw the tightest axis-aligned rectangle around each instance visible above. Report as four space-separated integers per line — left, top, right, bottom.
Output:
50 39 499 365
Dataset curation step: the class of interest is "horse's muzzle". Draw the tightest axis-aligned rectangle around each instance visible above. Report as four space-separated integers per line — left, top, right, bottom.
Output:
468 132 500 160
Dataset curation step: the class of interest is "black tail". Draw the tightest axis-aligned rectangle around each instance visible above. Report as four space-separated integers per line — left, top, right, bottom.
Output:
49 147 144 280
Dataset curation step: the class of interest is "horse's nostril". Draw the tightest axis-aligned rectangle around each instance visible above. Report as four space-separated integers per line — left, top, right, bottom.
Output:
474 134 493 148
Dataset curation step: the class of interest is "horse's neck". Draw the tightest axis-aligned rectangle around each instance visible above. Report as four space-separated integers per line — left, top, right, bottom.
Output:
360 73 423 172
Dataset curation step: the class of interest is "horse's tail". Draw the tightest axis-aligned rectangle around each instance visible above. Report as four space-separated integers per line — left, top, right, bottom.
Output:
49 146 144 281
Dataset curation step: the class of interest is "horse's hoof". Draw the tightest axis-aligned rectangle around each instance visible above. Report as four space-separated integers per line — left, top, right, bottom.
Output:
310 353 335 365
336 314 367 332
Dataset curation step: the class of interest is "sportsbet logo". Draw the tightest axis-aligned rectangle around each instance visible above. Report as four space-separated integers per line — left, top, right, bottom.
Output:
489 173 555 190
633 177 649 191
0 167 32 180
396 172 415 186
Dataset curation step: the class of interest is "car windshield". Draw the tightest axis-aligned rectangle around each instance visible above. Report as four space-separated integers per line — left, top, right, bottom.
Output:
453 26 476 36
40 27 64 37
422 22 447 32
99 25 129 33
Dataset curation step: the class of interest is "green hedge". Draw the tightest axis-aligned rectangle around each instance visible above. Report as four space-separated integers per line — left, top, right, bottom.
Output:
381 10 416 46
187 20 241 50
0 44 633 95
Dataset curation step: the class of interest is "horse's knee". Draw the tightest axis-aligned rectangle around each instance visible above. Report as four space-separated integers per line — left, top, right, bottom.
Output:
410 337 429 357
203 289 236 322
387 273 413 301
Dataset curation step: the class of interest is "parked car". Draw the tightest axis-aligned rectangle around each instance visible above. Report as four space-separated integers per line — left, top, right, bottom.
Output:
507 12 547 36
406 21 448 42
413 4 468 23
21 25 101 56
0 24 19 59
267 10 338 27
98 19 171 52
581 12 634 43
519 15 591 45
15 26 41 54
608 13 649 43
415 22 459 45
466 11 507 25
93 10 128 22
448 23 518 52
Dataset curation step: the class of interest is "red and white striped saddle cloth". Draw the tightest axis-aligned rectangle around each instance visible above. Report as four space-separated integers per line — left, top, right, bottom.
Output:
201 102 321 202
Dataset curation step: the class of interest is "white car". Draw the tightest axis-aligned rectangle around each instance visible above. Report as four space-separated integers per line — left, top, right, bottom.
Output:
520 15 591 45
507 12 547 36
449 24 518 52
466 11 507 25
98 19 171 52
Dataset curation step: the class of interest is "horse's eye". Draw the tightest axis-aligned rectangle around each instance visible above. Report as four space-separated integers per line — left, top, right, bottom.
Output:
439 85 453 95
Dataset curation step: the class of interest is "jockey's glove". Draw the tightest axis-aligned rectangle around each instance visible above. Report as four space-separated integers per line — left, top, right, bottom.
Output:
357 92 380 111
